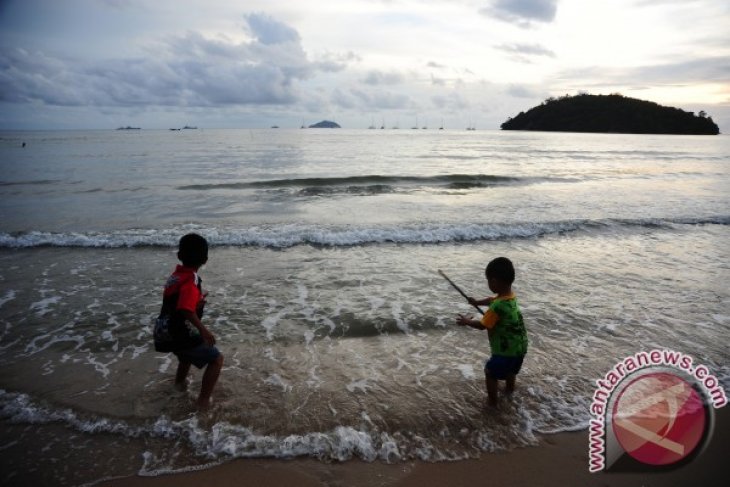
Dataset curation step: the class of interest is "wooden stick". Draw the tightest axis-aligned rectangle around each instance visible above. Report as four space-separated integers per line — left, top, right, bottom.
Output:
438 269 485 315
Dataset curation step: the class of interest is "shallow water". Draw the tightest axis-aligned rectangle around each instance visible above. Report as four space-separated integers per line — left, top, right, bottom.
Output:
0 129 728 485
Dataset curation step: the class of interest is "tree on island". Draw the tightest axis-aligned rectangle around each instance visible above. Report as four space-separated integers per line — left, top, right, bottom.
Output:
501 94 720 135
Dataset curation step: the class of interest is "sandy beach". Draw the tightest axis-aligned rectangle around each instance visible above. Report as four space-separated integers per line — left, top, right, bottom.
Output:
100 406 727 487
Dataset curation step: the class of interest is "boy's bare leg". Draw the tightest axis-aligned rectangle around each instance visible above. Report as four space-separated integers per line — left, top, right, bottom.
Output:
175 360 191 391
485 372 498 407
505 374 516 395
197 354 224 409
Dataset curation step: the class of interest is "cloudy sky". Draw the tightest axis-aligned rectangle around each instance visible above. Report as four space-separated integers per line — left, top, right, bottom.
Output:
1 0 728 130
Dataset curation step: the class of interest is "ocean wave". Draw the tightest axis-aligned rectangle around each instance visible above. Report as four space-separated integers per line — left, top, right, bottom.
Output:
0 217 728 249
0 179 62 187
0 389 512 467
0 388 541 469
177 174 557 192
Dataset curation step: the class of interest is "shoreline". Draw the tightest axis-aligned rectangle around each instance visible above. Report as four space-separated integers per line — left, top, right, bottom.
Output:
100 406 728 487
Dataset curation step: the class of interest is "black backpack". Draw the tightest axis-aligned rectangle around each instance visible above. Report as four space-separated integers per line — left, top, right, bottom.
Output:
153 275 205 352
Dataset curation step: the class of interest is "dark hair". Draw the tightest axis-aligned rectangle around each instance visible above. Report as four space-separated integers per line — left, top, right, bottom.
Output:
486 257 515 284
178 233 208 267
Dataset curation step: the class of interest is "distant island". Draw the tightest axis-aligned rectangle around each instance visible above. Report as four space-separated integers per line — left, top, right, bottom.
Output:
308 120 341 128
501 94 720 135
116 126 140 130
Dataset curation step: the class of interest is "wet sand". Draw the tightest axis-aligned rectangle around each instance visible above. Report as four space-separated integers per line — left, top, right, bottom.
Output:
100 406 727 487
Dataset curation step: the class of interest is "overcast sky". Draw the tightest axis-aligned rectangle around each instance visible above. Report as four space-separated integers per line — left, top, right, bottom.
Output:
1 0 728 130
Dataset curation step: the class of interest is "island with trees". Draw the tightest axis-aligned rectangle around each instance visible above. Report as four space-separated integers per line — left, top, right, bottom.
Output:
308 120 341 128
501 94 719 135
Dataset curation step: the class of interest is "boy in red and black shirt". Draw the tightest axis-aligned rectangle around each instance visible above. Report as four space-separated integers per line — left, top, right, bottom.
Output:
161 233 223 409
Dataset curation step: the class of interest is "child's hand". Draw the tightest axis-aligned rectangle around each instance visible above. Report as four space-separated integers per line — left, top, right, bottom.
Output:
201 328 216 346
456 314 473 326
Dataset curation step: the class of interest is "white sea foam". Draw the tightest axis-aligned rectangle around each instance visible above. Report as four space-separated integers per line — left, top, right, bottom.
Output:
29 296 61 316
1 216 727 249
345 379 373 394
456 364 476 380
0 384 605 475
264 373 292 393
0 290 16 308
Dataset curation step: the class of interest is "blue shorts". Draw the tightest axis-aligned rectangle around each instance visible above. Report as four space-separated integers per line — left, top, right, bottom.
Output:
174 343 221 369
485 355 524 380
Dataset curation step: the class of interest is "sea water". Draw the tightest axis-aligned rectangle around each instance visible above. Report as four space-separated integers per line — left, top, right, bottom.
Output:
0 129 728 485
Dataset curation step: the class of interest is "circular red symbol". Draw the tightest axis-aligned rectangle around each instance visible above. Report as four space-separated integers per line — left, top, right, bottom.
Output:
612 372 707 466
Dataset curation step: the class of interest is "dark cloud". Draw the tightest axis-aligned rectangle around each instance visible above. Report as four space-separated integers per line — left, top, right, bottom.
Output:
0 14 344 109
480 0 559 28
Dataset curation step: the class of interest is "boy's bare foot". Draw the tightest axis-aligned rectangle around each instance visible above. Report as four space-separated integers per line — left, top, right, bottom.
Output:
196 397 211 410
174 380 188 392
482 398 498 410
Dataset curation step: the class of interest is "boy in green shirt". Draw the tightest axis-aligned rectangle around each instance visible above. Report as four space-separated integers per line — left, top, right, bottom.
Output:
456 257 527 407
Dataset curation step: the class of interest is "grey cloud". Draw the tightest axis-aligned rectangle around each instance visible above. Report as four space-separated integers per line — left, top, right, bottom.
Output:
495 43 555 58
633 57 730 84
481 0 559 27
331 88 357 109
0 15 324 108
505 84 543 98
431 74 446 86
315 51 361 73
347 88 412 109
245 12 301 45
556 56 730 87
431 92 468 110
361 70 404 86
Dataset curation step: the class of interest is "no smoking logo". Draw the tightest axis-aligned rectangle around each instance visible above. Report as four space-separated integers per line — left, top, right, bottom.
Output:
612 372 707 466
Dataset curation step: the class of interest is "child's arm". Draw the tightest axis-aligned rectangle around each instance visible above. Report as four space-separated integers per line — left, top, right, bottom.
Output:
456 313 485 330
468 296 495 307
180 310 216 346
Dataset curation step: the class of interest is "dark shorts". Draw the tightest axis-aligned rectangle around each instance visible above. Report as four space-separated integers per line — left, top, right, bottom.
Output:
485 354 524 380
174 343 221 369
